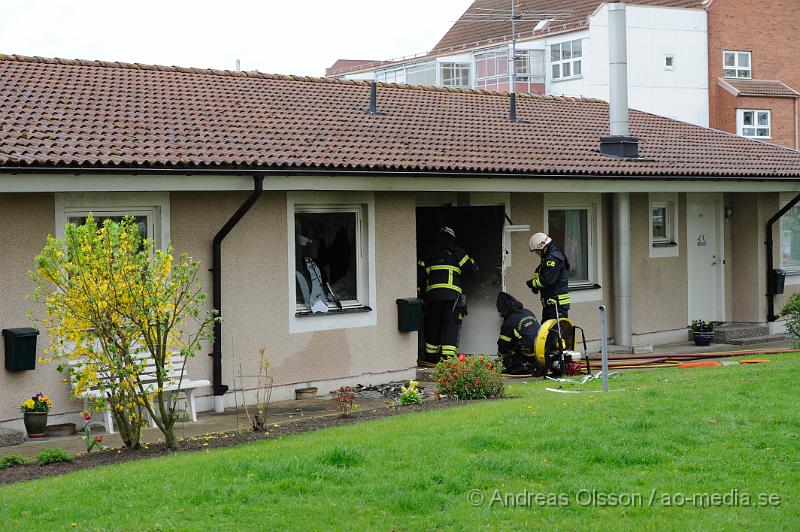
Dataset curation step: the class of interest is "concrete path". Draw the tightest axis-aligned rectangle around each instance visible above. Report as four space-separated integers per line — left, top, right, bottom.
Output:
0 395 395 459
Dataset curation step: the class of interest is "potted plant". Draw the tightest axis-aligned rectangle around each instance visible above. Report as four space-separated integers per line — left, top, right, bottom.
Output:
689 320 715 346
20 393 53 438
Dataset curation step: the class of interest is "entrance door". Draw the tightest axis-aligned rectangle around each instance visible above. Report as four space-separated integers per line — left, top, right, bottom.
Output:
687 195 724 321
416 205 504 354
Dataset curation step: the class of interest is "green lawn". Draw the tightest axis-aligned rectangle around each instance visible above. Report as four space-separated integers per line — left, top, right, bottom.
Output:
2 355 799 530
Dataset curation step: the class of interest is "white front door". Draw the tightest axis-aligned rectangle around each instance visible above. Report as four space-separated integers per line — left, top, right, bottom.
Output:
687 194 724 322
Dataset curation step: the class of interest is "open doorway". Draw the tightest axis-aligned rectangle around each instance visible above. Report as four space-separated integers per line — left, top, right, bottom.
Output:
416 205 504 354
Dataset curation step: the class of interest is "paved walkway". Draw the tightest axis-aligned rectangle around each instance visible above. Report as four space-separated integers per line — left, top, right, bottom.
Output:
0 395 394 459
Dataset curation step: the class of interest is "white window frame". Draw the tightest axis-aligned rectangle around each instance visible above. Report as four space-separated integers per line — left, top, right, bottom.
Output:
375 66 405 84
723 50 751 79
54 192 170 250
515 49 546 90
405 61 437 86
543 193 603 303
474 46 510 91
649 193 679 259
780 193 800 279
550 39 583 81
440 62 471 88
287 191 376 333
664 54 676 71
737 109 771 139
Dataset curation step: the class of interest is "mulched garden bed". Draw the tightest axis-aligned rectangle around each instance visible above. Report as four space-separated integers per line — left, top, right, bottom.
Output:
0 397 500 486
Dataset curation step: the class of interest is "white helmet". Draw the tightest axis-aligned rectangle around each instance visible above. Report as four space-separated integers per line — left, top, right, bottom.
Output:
529 232 551 252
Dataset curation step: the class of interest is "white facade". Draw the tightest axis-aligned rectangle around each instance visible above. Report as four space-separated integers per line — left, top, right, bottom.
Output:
342 5 709 127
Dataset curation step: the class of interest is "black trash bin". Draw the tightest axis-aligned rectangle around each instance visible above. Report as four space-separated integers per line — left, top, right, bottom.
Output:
771 268 787 295
3 328 39 371
396 298 424 332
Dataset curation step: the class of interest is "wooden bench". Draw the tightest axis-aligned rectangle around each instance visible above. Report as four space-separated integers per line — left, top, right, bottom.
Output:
67 351 210 434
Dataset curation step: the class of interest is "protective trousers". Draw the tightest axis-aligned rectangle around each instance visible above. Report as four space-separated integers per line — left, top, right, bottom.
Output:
424 299 464 358
541 302 568 322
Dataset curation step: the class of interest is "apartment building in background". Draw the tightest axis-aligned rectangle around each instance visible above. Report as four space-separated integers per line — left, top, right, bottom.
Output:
328 0 799 149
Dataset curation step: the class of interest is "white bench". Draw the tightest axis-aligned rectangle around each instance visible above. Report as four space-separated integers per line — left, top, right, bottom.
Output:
67 351 210 434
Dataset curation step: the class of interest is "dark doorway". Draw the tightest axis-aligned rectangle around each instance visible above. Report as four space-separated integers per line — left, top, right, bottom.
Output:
416 206 504 354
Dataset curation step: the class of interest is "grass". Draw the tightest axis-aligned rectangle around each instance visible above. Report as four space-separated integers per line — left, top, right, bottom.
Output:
2 354 799 530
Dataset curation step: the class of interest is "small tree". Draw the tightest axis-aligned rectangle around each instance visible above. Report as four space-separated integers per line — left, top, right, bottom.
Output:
32 216 215 449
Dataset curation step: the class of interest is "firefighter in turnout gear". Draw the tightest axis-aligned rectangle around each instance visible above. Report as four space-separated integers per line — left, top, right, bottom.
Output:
527 232 570 321
417 226 477 367
496 292 541 377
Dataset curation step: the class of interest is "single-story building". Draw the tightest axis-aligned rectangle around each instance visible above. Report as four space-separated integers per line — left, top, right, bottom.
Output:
1 54 799 429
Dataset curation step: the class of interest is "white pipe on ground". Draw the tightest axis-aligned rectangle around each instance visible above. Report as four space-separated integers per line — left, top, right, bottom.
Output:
608 3 629 136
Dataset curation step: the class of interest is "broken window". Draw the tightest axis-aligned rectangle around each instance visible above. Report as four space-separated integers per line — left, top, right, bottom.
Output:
294 207 363 313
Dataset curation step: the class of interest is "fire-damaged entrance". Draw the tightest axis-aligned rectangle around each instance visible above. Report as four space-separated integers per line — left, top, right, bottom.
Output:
416 203 505 355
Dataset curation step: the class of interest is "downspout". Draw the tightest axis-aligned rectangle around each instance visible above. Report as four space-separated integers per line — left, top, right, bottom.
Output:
210 175 264 411
766 192 800 322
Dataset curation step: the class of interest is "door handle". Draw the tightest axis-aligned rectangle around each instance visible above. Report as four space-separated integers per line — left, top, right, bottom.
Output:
711 255 718 266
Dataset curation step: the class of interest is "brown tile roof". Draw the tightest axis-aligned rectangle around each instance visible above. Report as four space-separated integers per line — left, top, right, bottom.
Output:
717 78 800 98
325 59 386 77
431 0 707 53
1 54 799 178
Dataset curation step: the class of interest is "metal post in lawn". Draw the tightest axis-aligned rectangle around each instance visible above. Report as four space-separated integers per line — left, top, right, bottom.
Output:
599 305 609 392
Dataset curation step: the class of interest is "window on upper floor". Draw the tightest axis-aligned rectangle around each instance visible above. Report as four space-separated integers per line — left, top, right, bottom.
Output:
723 51 751 79
406 62 437 86
514 50 545 92
440 63 470 87
664 54 676 71
550 39 582 81
475 47 510 91
375 66 405 84
737 109 771 139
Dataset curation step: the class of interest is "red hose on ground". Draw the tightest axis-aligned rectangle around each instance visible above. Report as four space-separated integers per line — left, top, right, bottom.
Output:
580 347 794 370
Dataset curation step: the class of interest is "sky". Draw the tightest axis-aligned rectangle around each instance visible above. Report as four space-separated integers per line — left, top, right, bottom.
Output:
0 0 474 76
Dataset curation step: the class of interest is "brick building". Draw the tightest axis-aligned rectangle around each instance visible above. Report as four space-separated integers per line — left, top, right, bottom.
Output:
707 0 799 149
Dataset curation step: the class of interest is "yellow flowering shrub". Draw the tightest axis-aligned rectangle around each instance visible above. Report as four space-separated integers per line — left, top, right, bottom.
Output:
31 216 216 449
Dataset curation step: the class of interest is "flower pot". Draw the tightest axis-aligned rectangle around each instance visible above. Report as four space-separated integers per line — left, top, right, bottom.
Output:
693 332 714 347
23 411 48 438
295 387 318 400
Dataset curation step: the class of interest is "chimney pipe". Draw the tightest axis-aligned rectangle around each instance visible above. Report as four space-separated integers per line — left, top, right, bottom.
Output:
509 92 517 122
600 3 639 158
608 3 629 136
368 81 378 114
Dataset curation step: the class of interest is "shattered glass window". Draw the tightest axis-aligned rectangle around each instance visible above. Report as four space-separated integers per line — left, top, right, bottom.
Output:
294 209 361 312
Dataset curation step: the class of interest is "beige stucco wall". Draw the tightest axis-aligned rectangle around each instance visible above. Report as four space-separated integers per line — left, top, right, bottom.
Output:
630 193 688 337
0 194 58 422
170 190 418 402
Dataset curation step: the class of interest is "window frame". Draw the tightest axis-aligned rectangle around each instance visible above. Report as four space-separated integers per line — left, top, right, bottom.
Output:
54 192 170 250
779 192 800 275
649 193 679 258
293 205 365 312
664 54 676 71
405 61 437 86
723 50 751 79
440 62 471 88
736 109 771 139
287 192 377 333
543 193 602 298
514 49 546 92
474 46 510 91
550 39 583 82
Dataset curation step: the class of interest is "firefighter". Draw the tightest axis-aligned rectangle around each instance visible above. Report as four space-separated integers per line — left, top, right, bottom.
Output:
496 291 541 377
417 226 477 367
526 232 570 321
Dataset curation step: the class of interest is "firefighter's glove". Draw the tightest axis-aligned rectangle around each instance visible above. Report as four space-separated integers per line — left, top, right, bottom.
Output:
526 278 539 294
